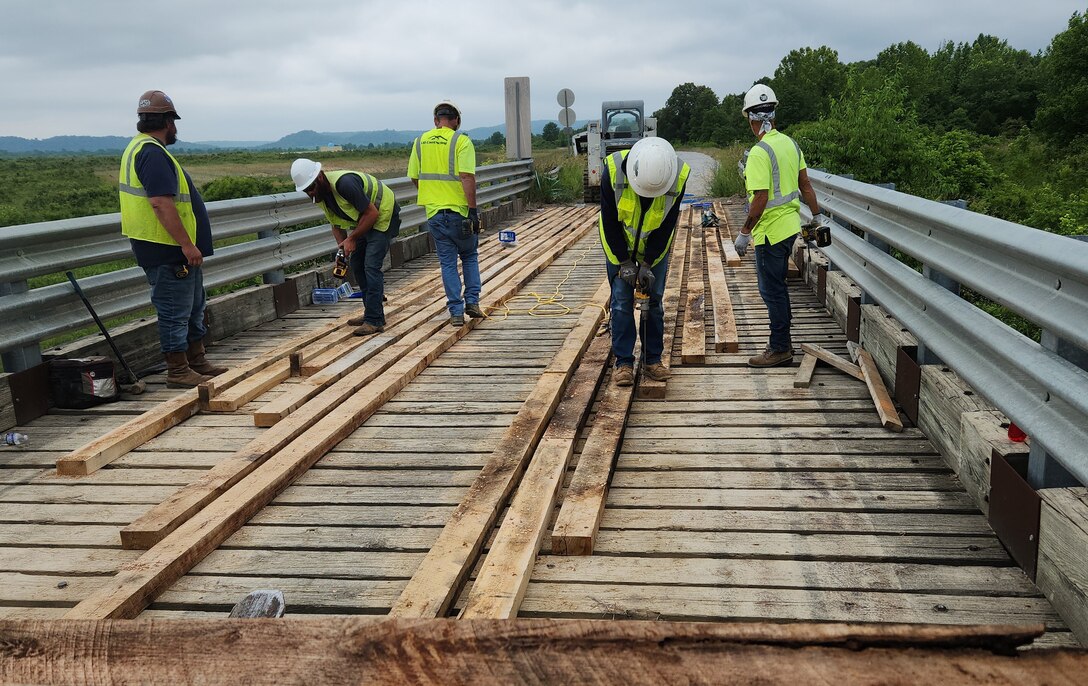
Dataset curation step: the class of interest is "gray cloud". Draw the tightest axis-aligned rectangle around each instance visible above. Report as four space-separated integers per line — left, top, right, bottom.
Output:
0 0 1081 140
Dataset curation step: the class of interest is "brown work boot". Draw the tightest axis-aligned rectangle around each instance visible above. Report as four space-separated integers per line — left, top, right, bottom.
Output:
449 314 465 327
465 303 485 319
353 322 384 336
165 351 213 388
347 314 367 326
613 365 634 387
643 363 672 381
747 345 795 368
185 339 228 376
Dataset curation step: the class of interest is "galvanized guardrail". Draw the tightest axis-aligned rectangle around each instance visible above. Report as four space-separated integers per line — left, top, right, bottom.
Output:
808 171 1088 487
0 161 533 369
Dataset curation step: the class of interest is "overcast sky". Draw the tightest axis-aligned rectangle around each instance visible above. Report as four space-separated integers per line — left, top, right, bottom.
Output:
1 0 1083 141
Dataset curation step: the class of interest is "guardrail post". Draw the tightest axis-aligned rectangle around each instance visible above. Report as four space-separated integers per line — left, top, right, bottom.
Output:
1028 235 1088 489
257 228 285 285
0 280 43 372
915 199 967 364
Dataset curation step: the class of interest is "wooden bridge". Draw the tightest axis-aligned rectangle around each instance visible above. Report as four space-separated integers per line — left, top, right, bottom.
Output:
1 202 1086 682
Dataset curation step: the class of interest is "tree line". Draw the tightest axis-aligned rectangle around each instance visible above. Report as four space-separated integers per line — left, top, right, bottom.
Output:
653 10 1088 236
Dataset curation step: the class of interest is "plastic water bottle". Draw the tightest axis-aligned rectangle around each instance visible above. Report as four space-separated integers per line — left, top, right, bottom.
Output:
3 432 28 446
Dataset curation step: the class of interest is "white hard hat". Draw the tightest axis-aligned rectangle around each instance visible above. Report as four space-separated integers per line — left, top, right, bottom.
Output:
291 158 321 192
626 137 678 198
742 84 778 114
434 99 461 118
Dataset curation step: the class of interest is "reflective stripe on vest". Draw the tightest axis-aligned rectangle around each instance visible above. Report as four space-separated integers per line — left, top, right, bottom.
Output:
415 130 463 181
598 150 690 267
118 133 197 245
321 170 395 232
754 138 802 209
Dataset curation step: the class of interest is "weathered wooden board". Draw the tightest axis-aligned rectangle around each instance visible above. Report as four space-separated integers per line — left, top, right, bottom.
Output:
680 225 706 364
1038 488 1088 645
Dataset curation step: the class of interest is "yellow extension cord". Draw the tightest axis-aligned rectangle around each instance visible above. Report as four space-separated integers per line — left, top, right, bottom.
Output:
480 244 610 325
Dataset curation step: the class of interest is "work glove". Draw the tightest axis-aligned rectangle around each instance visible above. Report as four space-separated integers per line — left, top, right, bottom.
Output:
468 208 481 234
734 232 752 256
804 212 829 229
617 260 638 288
636 263 655 294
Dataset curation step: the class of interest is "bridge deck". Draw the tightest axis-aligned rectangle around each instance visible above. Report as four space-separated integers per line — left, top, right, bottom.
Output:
0 204 1078 648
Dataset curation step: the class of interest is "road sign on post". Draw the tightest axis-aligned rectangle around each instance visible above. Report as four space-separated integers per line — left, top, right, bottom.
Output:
558 107 576 127
505 76 531 160
557 88 575 109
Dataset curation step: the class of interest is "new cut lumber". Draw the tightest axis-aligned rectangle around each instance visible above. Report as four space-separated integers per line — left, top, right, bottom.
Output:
799 342 864 381
460 333 610 618
120 219 594 550
794 353 818 388
858 348 904 432
680 215 706 364
54 306 390 476
3 619 1076 685
638 219 688 399
551 364 636 556
717 201 742 266
704 224 739 353
389 282 609 619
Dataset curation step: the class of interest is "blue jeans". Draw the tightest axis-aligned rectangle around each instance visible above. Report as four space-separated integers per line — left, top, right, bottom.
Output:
427 209 481 316
754 233 798 352
349 227 393 326
143 264 207 353
605 255 669 368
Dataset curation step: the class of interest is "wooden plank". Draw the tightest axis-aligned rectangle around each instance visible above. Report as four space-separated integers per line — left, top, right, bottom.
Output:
799 342 864 381
552 371 636 556
64 221 596 619
4 619 1079 685
1038 488 1088 645
858 348 904 432
680 220 706 364
638 219 688 399
120 223 593 550
389 284 608 619
793 353 818 387
704 224 739 353
202 359 291 412
460 333 610 618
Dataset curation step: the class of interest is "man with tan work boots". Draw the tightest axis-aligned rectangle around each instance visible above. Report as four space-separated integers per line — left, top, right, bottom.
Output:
734 84 825 367
600 137 690 387
120 90 227 388
291 159 401 335
407 99 482 327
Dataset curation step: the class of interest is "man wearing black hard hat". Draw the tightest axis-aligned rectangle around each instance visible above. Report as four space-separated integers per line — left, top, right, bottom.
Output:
119 90 226 387
407 99 482 327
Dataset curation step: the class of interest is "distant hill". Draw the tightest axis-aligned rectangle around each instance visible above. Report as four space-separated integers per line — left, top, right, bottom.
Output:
0 119 588 155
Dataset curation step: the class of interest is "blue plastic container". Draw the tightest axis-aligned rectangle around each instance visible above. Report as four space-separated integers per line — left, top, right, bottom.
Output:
312 288 340 304
336 282 354 299
499 230 517 247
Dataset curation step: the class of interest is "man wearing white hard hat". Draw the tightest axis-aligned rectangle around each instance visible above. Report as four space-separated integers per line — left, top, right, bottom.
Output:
290 158 401 335
736 84 824 367
407 100 482 327
599 137 690 387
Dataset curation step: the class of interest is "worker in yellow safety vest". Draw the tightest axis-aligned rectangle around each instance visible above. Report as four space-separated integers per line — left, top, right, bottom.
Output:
735 84 826 367
599 137 690 387
407 100 482 327
119 90 228 388
290 159 401 336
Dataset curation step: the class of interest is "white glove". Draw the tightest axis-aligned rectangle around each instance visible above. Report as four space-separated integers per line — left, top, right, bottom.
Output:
734 232 752 256
806 212 829 228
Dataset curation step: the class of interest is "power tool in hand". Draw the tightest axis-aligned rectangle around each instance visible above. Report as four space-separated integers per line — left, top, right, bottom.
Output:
332 247 349 279
800 219 832 248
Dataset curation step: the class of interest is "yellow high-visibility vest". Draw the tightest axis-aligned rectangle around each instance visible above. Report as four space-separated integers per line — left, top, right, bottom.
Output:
409 127 474 217
118 134 196 245
598 149 690 266
320 170 396 232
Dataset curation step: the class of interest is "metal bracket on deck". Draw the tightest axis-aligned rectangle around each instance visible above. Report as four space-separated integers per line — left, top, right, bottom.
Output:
8 362 50 425
988 449 1041 580
273 280 300 319
893 345 920 426
846 296 861 344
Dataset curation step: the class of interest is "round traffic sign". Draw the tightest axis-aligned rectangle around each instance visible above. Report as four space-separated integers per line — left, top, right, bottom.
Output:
558 107 576 127
556 88 575 109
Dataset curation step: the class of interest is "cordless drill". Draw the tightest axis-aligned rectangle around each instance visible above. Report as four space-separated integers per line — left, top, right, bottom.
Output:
800 219 832 248
332 247 349 279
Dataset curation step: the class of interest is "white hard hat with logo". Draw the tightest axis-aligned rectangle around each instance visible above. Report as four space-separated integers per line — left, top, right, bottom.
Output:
742 84 778 114
291 158 322 192
626 137 678 198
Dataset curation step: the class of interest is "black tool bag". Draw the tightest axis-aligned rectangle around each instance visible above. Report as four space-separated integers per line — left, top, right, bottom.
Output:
49 357 120 408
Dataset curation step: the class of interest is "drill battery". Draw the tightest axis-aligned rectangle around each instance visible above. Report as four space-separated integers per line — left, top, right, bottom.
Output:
332 248 349 279
801 222 832 248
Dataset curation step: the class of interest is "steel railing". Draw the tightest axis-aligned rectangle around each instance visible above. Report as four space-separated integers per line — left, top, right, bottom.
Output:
0 161 533 365
808 171 1088 485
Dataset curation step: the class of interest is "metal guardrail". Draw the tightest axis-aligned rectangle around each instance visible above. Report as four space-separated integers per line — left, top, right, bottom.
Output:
808 172 1088 486
0 161 533 366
